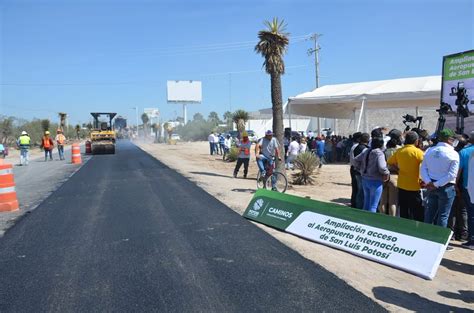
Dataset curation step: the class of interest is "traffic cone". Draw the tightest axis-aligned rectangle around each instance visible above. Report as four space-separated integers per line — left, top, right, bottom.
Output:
71 144 82 164
0 162 19 212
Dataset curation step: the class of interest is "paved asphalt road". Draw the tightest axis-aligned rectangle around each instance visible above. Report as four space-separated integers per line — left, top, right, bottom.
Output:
0 145 91 236
0 141 385 312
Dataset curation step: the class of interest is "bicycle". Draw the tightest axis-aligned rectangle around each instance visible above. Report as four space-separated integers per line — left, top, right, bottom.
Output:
256 157 288 193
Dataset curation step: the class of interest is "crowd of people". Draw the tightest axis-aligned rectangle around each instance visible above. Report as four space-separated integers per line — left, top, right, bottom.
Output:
207 126 474 250
349 127 474 250
283 133 355 168
207 132 232 158
16 129 67 166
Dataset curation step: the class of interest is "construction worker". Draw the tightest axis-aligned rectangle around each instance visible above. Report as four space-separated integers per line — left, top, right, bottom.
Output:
233 131 252 178
41 131 54 161
55 129 66 160
17 131 31 166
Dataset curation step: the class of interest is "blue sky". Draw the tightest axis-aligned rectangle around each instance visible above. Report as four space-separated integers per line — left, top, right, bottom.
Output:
1 0 473 126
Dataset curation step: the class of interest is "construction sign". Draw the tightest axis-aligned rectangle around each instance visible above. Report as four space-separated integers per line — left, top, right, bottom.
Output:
243 189 452 280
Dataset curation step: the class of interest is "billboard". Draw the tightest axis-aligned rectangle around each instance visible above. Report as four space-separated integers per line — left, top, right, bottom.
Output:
144 108 160 118
167 80 202 103
441 50 474 113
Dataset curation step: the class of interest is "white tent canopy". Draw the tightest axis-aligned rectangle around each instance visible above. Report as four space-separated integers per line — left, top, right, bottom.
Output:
287 76 442 123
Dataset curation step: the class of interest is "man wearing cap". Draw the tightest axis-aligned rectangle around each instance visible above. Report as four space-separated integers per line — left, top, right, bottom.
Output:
255 130 281 190
421 128 459 228
458 131 474 248
41 131 55 161
55 129 66 161
233 131 252 178
17 131 31 166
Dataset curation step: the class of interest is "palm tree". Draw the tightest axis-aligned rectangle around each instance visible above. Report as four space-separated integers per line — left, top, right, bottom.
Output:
141 113 150 137
163 122 173 141
151 123 160 142
75 124 81 139
255 17 289 171
58 112 67 131
232 110 249 137
223 111 233 130
208 111 221 126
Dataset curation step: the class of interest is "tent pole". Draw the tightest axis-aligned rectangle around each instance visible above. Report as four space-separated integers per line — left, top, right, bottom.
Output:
317 118 321 136
364 107 369 133
288 101 292 129
356 97 366 132
353 109 357 132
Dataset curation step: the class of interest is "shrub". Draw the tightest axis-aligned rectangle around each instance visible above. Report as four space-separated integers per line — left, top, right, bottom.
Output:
225 147 240 162
292 152 319 185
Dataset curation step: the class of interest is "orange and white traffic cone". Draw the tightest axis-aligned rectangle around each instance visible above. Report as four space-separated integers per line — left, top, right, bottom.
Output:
71 144 82 164
0 162 19 212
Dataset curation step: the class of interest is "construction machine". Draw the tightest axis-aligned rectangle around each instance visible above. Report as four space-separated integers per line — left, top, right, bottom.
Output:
90 112 117 154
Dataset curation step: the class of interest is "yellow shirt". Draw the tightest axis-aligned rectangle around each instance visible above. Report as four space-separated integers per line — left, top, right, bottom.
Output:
387 144 424 191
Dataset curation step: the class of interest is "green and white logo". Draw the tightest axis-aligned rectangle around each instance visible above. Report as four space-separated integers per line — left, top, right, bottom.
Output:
248 198 265 218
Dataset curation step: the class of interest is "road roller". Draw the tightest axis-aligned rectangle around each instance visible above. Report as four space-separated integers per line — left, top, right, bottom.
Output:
90 112 116 154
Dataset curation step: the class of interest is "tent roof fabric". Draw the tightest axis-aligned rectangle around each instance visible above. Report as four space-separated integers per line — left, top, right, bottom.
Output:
288 76 441 119
249 108 309 120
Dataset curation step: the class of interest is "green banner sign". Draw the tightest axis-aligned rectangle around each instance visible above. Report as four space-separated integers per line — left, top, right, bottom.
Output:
441 50 474 113
443 50 474 81
243 190 452 279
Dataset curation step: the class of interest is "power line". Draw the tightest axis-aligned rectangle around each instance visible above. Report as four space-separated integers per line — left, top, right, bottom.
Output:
1 64 313 86
9 35 311 73
81 34 311 58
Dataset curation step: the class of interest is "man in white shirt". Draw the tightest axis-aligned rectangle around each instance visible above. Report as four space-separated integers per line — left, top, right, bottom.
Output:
286 137 299 169
421 128 459 228
213 133 220 155
208 132 216 155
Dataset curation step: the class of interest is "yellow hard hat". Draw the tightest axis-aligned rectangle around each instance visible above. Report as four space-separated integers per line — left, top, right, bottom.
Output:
242 131 248 137
45 131 50 135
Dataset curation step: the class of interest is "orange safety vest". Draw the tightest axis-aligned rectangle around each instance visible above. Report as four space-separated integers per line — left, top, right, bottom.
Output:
239 140 251 155
42 137 52 149
240 147 250 155
56 134 66 145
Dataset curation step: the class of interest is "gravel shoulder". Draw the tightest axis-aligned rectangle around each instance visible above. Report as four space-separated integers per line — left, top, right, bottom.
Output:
138 140 474 312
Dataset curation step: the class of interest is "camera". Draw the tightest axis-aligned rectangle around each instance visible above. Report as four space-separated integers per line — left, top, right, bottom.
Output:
450 82 470 118
402 114 423 132
437 102 451 115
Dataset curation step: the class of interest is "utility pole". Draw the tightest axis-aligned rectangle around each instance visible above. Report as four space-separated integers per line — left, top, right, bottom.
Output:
307 33 323 135
228 73 232 112
307 33 322 88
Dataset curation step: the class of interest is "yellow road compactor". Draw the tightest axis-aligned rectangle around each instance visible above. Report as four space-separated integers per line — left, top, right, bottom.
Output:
90 112 117 154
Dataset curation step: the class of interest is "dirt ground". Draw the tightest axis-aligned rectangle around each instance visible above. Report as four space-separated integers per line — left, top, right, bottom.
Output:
137 140 473 312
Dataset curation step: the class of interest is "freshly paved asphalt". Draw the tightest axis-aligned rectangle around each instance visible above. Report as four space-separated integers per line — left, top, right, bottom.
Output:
0 141 385 312
0 145 91 236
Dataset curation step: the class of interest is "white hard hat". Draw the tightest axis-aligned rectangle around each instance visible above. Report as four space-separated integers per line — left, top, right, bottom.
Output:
21 131 28 135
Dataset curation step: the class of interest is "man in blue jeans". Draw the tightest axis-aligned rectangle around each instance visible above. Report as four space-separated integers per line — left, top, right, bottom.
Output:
421 129 459 231
458 131 474 249
256 130 280 191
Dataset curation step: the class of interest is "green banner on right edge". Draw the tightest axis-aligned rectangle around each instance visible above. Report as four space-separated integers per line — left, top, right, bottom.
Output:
243 190 452 280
